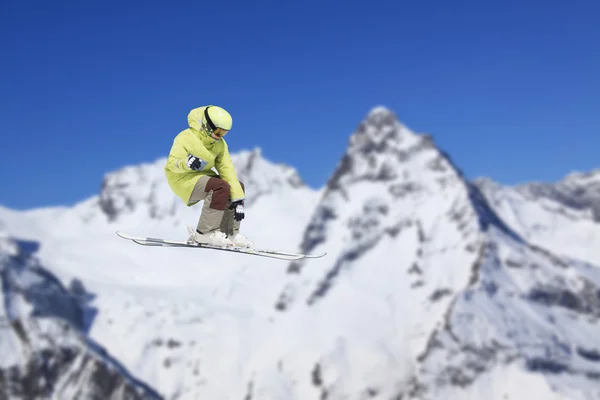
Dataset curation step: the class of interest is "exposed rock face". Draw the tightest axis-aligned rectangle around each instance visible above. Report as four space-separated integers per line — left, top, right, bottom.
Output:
0 237 162 400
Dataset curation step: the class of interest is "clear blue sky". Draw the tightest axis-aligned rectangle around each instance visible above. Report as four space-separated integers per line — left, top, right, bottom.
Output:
1 0 598 210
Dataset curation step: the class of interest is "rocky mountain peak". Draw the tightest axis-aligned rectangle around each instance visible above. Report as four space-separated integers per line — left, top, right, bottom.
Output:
96 148 308 221
270 107 600 399
563 168 600 185
325 108 440 194
347 106 418 156
231 147 307 206
277 107 486 312
512 168 600 222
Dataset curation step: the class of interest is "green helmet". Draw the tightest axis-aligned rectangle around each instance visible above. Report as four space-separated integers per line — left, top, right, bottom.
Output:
203 105 232 132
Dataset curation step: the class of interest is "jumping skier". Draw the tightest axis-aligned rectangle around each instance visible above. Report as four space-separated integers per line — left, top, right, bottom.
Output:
164 105 254 248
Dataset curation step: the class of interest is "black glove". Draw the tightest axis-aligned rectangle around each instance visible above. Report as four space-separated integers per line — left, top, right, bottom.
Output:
229 200 245 221
187 154 207 171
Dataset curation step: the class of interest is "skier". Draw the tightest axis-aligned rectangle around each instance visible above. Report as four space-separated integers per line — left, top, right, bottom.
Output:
164 105 254 248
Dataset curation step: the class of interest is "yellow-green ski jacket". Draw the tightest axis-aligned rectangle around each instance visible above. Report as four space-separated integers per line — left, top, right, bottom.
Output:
164 107 244 205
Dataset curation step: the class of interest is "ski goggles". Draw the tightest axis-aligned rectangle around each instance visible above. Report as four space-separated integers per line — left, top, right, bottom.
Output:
210 128 229 138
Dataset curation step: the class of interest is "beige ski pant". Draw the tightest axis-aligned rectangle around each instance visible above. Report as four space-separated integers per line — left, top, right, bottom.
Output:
189 176 245 236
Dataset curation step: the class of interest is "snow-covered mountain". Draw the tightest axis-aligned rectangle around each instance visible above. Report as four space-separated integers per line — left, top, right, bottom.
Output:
0 147 321 399
0 107 599 399
474 170 600 266
0 234 162 399
266 107 600 399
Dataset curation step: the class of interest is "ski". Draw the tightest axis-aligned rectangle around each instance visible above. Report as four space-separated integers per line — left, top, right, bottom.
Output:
115 231 326 261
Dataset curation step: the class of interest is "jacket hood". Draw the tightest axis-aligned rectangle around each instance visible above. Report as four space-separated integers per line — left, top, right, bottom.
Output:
187 106 221 148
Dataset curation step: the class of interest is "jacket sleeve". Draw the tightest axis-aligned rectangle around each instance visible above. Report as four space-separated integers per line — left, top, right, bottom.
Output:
165 134 190 173
215 140 245 201
166 131 214 174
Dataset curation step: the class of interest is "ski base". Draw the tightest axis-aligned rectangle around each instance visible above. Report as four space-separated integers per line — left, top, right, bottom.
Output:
115 231 326 261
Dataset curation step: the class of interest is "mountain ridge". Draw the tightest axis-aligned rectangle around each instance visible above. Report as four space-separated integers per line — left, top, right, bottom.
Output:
0 106 598 399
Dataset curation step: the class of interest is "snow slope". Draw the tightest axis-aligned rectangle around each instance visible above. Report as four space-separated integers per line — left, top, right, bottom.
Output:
1 107 599 399
0 234 162 399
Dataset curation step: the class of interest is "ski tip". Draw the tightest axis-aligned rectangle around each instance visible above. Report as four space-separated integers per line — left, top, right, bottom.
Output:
116 231 137 241
305 252 327 258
